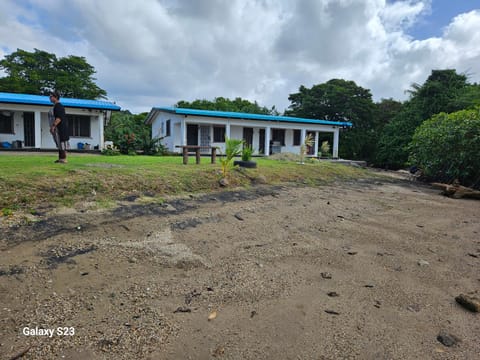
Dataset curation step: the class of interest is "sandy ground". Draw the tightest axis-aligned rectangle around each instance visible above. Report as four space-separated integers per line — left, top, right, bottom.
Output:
0 176 479 359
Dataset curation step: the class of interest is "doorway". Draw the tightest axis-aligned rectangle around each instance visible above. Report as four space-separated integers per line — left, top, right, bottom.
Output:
23 112 35 147
243 128 253 147
259 129 265 154
186 124 198 145
199 126 210 148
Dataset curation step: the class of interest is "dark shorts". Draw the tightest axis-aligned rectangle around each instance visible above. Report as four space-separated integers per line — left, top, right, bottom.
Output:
52 130 68 151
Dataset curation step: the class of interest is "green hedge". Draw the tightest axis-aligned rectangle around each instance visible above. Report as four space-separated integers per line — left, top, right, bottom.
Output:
409 108 480 188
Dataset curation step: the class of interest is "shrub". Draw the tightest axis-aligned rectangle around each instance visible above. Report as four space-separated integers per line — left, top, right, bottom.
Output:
409 108 480 188
241 145 253 161
220 137 243 178
140 135 167 155
320 141 331 157
299 133 314 164
101 146 121 156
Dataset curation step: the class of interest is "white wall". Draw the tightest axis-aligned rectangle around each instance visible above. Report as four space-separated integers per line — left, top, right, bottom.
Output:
0 103 106 149
149 111 343 156
151 113 183 152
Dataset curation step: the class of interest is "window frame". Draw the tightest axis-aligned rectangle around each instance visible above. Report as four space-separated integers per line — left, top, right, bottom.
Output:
67 114 91 138
293 129 301 146
166 119 171 137
213 126 226 143
0 111 14 134
272 128 286 146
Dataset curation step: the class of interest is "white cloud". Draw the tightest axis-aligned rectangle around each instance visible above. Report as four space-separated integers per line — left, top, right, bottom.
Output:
0 0 479 113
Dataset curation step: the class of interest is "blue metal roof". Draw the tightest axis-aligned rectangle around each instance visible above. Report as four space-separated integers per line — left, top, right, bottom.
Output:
153 106 352 127
0 92 121 111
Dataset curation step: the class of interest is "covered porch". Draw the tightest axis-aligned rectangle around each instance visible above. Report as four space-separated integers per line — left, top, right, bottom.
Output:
176 121 343 158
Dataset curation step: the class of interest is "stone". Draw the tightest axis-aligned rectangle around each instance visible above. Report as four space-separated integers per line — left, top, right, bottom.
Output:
437 331 460 347
418 260 430 267
321 272 332 279
219 178 229 187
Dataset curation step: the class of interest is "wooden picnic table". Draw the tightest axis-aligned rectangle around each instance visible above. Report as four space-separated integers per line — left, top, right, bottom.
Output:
175 145 218 165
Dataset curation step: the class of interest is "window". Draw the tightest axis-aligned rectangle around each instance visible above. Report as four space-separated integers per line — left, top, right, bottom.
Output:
67 115 91 137
293 130 301 146
166 119 171 137
272 128 285 146
0 111 14 134
213 126 225 142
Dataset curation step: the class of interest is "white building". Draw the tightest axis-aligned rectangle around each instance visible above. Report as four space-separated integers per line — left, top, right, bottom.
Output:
0 92 120 150
145 107 352 158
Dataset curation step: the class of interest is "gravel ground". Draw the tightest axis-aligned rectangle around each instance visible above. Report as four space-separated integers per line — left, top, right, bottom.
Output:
1 178 479 359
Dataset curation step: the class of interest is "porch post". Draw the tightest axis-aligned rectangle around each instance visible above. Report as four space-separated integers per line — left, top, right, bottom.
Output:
314 131 319 157
225 121 231 139
300 128 306 146
98 112 104 149
265 126 271 156
180 119 186 146
34 111 41 148
333 128 339 159
252 128 259 155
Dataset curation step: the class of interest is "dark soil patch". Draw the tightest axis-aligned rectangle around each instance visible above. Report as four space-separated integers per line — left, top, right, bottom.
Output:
40 244 97 269
0 265 24 276
1 185 285 248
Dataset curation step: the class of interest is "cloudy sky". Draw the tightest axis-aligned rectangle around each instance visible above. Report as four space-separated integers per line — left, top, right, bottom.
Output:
0 0 479 113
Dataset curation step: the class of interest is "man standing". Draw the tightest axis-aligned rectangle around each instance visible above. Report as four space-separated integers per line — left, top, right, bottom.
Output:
49 90 69 163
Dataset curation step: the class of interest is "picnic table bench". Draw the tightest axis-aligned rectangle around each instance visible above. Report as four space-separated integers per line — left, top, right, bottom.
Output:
175 145 218 165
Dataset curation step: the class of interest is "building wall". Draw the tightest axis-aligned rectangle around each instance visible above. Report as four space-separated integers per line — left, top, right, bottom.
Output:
0 103 105 149
149 111 342 156
151 112 183 152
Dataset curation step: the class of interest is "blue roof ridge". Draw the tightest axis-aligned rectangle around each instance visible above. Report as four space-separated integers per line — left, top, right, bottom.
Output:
0 92 121 111
153 106 352 127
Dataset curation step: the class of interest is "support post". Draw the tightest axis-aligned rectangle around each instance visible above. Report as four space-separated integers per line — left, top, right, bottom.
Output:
195 148 201 164
211 147 217 164
333 128 339 159
34 111 41 148
183 147 188 164
265 126 271 156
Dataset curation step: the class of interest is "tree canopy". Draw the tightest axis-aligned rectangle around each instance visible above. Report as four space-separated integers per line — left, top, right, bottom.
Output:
374 69 479 168
409 108 480 188
176 97 278 115
285 79 375 160
0 48 107 99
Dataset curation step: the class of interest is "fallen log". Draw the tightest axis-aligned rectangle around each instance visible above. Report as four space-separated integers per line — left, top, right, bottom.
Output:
431 182 480 199
455 294 480 312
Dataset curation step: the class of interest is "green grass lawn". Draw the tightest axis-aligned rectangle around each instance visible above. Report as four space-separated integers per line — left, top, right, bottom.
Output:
0 153 373 215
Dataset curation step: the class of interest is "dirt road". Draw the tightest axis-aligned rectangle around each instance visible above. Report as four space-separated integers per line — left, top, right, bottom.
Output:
1 177 479 359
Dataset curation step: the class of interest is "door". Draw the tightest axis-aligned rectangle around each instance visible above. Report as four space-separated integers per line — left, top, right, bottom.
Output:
186 124 198 145
199 126 210 149
23 112 35 147
259 129 265 154
243 128 253 147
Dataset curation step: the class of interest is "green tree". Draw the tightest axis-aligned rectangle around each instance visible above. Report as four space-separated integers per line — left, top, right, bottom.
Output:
375 69 477 168
0 48 107 99
104 111 163 155
373 98 403 129
176 97 278 115
285 79 375 160
409 108 480 188
407 70 471 120
374 101 422 168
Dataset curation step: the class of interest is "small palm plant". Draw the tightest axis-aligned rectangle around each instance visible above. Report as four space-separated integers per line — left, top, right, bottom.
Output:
241 144 253 161
299 133 314 164
220 137 244 179
320 140 330 158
